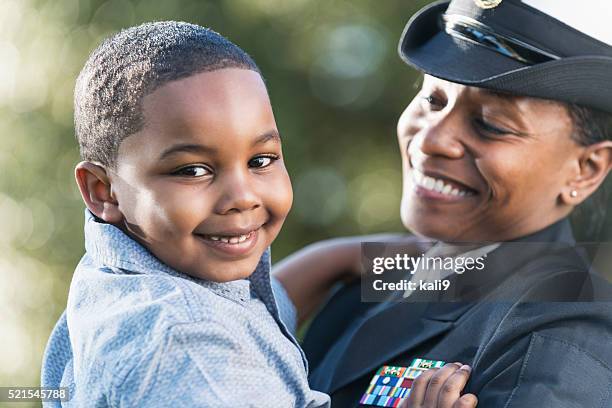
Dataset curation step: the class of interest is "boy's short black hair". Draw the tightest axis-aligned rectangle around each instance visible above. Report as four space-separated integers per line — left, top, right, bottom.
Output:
75 21 261 168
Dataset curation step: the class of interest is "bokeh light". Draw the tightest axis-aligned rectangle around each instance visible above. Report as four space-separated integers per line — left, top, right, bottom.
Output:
293 167 347 226
309 23 387 108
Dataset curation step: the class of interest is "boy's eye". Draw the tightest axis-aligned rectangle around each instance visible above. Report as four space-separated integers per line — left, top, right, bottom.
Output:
248 155 278 169
173 165 211 177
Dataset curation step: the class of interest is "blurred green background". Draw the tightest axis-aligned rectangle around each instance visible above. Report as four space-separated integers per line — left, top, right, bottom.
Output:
3 1 611 406
0 0 429 401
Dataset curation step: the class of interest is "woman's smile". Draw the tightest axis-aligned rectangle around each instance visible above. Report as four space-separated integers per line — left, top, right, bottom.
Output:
410 167 478 202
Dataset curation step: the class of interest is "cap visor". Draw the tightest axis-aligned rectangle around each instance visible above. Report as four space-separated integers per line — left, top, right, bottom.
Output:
399 0 527 84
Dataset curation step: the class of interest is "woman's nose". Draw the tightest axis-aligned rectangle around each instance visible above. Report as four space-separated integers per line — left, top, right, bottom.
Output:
413 110 466 160
214 172 262 215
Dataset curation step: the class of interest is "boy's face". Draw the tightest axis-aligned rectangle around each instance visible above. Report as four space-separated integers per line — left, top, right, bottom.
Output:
109 68 292 282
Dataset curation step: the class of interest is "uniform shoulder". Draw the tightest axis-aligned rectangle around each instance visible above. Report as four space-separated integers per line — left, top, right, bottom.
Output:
519 266 612 302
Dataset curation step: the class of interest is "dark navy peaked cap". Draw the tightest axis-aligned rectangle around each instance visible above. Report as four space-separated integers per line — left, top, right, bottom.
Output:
399 0 612 112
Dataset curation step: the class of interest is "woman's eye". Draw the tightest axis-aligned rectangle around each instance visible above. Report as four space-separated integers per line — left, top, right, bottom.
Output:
248 155 277 169
422 94 445 110
473 118 510 136
173 165 211 177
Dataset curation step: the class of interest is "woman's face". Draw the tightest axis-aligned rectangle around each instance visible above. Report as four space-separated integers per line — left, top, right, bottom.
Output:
397 75 582 242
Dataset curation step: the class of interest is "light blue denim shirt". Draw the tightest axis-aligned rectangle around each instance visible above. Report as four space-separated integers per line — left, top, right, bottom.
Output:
41 210 330 407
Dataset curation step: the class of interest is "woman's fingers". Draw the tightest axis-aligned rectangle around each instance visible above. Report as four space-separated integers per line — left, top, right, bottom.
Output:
403 366 437 407
436 364 472 407
452 393 478 408
399 363 476 408
422 363 463 407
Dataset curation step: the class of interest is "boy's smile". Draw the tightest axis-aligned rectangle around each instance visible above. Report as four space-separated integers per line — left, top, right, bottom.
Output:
104 68 292 282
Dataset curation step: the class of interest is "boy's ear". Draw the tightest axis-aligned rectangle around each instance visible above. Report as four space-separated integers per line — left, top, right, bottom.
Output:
562 140 612 205
75 161 123 223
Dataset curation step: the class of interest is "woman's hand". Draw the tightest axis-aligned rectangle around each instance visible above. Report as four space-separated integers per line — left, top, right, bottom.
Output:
400 363 477 408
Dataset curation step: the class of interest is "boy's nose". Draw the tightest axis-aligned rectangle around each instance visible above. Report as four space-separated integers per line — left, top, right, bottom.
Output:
214 173 262 215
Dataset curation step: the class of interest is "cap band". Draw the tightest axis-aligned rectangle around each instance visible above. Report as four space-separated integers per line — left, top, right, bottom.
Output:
442 13 559 64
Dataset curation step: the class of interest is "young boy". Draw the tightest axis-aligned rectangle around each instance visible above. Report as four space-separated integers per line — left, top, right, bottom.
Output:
41 21 330 407
41 20 473 408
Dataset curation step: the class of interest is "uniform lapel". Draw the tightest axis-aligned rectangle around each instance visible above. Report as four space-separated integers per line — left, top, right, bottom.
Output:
326 300 475 393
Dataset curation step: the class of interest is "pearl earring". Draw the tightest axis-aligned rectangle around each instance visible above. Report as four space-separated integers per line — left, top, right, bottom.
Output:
570 190 578 198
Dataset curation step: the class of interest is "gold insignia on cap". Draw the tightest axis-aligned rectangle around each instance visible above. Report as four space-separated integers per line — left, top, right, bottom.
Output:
474 0 502 9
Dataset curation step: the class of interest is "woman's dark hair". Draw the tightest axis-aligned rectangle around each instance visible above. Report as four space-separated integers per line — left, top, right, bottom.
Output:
567 104 612 242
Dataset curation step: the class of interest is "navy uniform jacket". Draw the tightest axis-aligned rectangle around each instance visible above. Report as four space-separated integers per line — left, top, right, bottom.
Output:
304 219 612 407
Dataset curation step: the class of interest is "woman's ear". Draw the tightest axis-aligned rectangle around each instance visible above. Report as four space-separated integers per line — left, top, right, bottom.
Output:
562 140 612 205
74 161 123 223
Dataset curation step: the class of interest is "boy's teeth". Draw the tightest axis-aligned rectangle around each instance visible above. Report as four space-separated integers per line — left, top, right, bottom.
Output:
412 168 472 197
206 232 252 244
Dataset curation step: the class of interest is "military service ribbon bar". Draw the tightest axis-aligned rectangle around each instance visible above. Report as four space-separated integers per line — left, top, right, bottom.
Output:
359 358 445 407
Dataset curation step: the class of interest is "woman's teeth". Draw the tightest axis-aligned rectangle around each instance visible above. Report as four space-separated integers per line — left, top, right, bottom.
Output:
412 169 473 197
207 232 253 244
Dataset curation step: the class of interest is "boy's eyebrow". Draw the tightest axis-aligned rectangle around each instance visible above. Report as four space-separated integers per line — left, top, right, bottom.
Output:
254 130 281 145
159 131 281 160
158 143 216 160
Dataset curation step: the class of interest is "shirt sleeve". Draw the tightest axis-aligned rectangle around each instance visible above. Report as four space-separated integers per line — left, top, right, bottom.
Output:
113 321 297 407
271 276 298 335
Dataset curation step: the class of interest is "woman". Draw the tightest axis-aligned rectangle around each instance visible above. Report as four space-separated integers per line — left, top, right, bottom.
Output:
274 1 612 407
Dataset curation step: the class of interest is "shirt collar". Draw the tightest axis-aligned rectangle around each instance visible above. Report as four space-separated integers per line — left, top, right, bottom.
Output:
425 241 501 259
82 209 272 303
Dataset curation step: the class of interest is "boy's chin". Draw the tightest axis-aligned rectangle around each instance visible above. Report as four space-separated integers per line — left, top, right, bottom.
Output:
186 256 264 283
